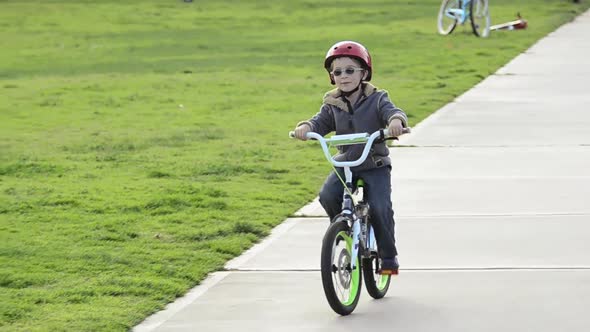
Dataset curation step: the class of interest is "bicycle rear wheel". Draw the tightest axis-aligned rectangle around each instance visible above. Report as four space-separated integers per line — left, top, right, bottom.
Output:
470 0 490 37
320 220 362 316
437 0 460 35
362 229 391 299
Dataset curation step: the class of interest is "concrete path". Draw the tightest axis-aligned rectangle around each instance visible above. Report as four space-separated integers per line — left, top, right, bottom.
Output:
135 10 590 332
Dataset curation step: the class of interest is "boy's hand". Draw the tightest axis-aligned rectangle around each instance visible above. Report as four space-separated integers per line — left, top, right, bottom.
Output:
293 124 311 140
388 118 404 137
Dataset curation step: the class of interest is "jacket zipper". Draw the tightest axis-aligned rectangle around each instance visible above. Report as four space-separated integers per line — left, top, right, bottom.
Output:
342 96 355 130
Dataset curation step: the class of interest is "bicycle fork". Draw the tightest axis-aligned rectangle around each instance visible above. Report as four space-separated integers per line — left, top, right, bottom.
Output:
351 218 361 270
339 166 376 271
350 214 378 269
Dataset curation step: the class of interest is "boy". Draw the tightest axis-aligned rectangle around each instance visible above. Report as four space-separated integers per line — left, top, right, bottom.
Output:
293 41 408 274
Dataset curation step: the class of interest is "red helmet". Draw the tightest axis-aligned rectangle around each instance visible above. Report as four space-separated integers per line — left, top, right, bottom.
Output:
324 41 372 84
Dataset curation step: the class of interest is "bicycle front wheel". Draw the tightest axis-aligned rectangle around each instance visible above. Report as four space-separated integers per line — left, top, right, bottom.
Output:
437 0 460 35
470 0 490 37
320 220 362 316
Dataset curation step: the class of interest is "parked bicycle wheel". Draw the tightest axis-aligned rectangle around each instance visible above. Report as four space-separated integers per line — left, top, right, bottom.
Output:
470 0 490 37
320 220 362 315
362 247 391 299
437 0 461 35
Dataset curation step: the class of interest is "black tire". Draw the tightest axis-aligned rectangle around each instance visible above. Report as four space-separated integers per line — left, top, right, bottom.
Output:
320 220 362 316
437 0 461 35
362 256 391 299
470 0 490 37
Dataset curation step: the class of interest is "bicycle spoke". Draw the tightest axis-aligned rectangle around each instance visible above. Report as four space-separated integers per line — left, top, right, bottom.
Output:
334 273 347 302
330 234 352 303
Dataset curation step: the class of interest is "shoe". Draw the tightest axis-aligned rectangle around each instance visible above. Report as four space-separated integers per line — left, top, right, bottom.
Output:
378 257 399 275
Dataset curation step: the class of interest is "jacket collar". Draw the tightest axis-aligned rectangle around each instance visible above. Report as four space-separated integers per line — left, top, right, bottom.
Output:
323 82 378 112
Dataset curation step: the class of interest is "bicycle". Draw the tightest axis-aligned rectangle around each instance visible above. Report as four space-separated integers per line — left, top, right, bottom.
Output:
289 128 409 315
437 0 491 37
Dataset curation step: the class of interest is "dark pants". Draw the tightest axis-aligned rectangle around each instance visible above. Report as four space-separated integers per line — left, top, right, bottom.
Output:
318 166 398 258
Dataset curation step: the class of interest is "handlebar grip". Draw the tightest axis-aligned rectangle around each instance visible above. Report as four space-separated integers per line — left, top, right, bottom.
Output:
383 127 411 138
290 127 410 140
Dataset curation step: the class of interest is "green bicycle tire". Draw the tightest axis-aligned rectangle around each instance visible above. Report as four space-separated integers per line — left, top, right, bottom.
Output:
320 221 362 316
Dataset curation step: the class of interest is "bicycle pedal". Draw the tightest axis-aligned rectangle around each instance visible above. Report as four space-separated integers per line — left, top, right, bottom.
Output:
378 269 399 276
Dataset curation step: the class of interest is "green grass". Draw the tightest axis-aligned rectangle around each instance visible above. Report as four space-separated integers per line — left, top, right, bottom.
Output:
1 0 588 330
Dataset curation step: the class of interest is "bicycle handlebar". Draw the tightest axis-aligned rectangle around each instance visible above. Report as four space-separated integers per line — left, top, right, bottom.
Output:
288 128 411 168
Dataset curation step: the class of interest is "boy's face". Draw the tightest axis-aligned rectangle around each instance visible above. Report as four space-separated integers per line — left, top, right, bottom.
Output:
331 57 367 92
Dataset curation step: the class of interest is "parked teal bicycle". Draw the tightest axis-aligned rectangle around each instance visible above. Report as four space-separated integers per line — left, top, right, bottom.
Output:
437 0 490 37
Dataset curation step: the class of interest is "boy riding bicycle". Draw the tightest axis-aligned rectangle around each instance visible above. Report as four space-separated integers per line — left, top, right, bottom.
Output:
292 41 408 275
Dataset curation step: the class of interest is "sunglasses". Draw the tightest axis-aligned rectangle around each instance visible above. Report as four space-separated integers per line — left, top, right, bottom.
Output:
331 67 364 77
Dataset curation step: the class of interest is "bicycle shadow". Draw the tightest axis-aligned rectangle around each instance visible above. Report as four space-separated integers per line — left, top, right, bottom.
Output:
323 296 449 331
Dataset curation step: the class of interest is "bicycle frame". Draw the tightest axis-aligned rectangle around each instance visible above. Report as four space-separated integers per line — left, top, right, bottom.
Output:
446 0 472 24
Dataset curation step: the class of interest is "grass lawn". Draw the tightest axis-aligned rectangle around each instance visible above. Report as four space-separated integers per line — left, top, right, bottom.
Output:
1 0 588 330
